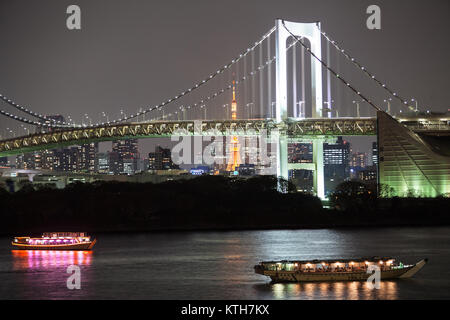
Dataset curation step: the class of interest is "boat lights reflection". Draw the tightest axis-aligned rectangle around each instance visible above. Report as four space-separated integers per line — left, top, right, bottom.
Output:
271 281 398 300
12 250 92 269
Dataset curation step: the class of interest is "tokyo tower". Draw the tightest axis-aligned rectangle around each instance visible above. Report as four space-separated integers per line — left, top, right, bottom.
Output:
226 81 241 172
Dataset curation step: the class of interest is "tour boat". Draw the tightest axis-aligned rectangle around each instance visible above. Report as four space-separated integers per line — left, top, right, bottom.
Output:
12 232 96 250
254 257 427 282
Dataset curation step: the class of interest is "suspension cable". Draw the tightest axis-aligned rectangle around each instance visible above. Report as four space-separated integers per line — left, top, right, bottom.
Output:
316 24 414 111
1 41 276 129
0 107 71 128
0 93 74 126
104 27 276 125
1 27 276 129
149 38 302 121
149 53 279 121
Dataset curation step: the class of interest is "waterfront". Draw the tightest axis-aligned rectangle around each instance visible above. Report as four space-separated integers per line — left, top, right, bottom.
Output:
0 226 449 299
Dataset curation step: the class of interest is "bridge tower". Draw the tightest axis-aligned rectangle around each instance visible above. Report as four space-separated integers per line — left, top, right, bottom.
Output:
274 19 325 199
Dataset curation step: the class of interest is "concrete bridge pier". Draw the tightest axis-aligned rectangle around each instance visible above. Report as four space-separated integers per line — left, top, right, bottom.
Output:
286 136 326 199
312 138 325 199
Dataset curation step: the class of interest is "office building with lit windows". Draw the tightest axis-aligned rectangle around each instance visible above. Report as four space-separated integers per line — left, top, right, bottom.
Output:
110 139 139 175
148 146 179 170
323 136 351 195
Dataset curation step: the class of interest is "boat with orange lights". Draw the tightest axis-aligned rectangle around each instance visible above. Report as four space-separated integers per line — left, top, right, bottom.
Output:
254 257 427 282
12 232 96 250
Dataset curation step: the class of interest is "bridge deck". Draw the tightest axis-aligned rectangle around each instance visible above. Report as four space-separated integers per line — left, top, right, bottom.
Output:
0 118 378 156
0 116 448 157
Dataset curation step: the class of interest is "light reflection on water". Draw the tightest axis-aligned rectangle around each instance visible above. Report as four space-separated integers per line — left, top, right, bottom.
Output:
270 281 398 300
12 250 92 269
7 250 93 299
0 227 449 299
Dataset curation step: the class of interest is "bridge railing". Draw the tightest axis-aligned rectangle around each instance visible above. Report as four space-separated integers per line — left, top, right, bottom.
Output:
0 118 379 157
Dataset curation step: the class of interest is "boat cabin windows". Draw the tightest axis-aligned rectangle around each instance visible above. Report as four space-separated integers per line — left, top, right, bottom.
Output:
259 258 398 273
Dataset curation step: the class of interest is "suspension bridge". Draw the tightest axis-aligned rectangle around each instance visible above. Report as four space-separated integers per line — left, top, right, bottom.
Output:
1 19 449 198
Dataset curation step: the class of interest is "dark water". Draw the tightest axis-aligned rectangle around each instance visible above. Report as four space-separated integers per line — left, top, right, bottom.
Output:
0 226 449 299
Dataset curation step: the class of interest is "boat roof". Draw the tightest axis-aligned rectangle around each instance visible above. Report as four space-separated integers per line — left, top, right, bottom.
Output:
42 232 88 237
260 257 394 264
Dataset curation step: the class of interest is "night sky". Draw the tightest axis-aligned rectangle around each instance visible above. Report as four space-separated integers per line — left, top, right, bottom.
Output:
0 0 449 160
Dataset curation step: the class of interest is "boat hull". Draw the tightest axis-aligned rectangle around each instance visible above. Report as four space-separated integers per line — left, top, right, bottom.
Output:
256 259 427 283
11 239 96 251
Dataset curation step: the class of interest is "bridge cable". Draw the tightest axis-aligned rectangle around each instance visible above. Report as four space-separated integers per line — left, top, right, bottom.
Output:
103 27 276 125
0 27 276 129
316 25 415 111
0 105 72 128
149 38 301 121
148 53 278 120
0 35 280 129
0 94 75 126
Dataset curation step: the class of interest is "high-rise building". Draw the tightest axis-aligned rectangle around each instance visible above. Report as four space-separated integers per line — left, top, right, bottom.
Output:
323 136 351 195
79 142 98 173
358 165 377 182
108 151 121 175
40 149 56 170
324 137 350 168
68 147 81 172
349 152 367 169
349 152 368 179
372 142 378 166
148 146 179 170
53 148 71 172
123 157 136 175
111 139 139 175
15 154 24 169
97 152 110 174
16 152 41 170
17 149 58 171
15 142 98 174
112 139 138 159
288 143 313 163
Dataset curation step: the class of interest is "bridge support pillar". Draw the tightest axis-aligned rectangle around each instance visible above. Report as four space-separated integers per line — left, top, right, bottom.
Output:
287 136 326 200
275 131 288 185
312 138 325 199
274 19 324 194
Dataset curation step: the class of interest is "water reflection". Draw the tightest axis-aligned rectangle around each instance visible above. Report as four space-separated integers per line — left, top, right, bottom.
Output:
270 281 398 300
1 227 446 299
12 250 92 269
10 250 93 299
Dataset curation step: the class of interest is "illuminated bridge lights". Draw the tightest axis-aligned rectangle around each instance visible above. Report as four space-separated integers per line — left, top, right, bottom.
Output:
0 118 378 157
287 118 377 137
2 117 442 157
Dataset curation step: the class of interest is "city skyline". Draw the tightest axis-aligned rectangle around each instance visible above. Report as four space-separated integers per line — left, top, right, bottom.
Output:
0 1 448 158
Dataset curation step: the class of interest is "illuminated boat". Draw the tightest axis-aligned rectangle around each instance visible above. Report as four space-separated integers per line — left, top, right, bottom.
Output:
12 232 96 250
254 257 427 282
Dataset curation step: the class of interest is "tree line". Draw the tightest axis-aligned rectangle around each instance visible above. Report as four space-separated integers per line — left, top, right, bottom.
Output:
0 176 449 235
